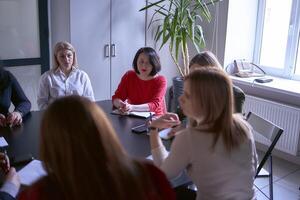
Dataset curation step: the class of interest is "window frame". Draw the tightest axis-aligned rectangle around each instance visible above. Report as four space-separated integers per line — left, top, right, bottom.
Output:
254 0 300 80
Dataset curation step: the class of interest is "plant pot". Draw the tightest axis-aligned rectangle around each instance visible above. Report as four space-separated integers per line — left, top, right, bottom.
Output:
172 76 184 112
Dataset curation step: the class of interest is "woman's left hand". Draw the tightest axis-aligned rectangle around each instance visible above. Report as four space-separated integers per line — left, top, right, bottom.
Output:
150 113 181 129
6 112 22 127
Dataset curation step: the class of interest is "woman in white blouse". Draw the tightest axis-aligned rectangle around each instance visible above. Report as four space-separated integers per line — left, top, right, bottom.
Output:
37 41 94 110
148 68 257 200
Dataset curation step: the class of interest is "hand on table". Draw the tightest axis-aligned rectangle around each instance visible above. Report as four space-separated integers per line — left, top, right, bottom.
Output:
0 152 10 174
0 114 6 127
6 112 22 127
119 100 132 114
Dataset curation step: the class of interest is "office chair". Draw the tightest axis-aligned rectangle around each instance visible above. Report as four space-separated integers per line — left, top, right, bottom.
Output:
246 112 283 200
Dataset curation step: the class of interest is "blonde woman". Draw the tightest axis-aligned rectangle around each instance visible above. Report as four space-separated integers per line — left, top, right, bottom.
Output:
189 51 245 113
148 68 257 200
37 41 94 110
18 96 175 200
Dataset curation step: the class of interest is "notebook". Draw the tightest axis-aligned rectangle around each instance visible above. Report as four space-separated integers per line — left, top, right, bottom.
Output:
111 109 154 118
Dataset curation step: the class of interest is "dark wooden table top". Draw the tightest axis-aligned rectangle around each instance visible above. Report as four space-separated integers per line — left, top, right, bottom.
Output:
0 100 189 187
0 100 168 159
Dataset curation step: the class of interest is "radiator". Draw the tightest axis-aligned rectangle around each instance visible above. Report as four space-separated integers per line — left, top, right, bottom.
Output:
244 95 300 156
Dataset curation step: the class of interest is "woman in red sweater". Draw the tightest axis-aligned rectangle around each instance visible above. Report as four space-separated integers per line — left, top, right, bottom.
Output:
112 47 167 116
18 96 175 200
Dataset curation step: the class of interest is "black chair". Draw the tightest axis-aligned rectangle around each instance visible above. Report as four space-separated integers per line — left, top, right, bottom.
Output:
246 112 283 200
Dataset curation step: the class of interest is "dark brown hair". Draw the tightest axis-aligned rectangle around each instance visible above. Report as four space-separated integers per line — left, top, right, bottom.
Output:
133 47 161 76
185 68 250 152
40 96 163 200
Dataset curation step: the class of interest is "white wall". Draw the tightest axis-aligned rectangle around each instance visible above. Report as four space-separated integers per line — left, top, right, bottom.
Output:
49 0 70 62
188 0 229 66
223 0 258 67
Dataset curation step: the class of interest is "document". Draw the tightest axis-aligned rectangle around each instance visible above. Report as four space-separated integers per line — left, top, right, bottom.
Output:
0 137 8 147
147 128 173 140
18 160 47 185
111 109 154 118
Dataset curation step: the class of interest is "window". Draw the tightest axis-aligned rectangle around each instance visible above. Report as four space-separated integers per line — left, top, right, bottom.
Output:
254 0 300 79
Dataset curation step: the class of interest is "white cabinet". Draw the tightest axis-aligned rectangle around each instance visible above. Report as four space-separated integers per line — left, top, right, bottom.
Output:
70 0 146 100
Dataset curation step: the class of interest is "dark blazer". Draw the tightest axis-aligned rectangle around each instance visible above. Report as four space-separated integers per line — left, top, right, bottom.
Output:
0 69 31 116
0 192 15 200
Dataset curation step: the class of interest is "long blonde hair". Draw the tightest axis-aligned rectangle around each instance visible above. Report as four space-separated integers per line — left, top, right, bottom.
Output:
189 51 223 69
186 68 250 152
40 96 160 200
53 41 78 70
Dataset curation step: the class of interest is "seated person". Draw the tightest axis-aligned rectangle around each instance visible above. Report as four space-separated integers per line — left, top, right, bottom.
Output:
18 96 175 200
148 68 257 200
37 41 94 110
0 68 31 127
0 153 20 200
112 47 167 116
189 51 246 113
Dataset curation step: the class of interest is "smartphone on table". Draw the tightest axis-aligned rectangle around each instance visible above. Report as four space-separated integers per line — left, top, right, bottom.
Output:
131 124 148 134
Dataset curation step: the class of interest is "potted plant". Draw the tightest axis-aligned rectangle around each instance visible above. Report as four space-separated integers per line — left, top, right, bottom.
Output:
140 0 220 111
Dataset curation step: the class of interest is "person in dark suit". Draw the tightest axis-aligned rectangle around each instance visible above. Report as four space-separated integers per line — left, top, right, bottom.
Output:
0 153 20 200
0 67 31 127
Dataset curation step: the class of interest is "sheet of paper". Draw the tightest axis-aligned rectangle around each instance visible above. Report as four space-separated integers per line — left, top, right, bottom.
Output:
146 155 153 160
18 160 47 186
159 128 173 140
130 111 153 118
0 137 8 147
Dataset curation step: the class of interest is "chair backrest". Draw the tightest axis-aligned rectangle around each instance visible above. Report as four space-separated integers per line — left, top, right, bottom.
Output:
246 112 283 177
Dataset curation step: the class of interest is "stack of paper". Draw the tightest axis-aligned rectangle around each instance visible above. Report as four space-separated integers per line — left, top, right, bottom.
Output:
18 160 47 185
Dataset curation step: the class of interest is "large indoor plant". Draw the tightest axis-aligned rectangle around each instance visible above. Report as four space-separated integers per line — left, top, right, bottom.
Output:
140 0 220 111
140 0 219 77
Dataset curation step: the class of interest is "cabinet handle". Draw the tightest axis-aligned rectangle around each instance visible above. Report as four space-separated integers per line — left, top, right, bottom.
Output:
111 44 116 57
104 44 110 57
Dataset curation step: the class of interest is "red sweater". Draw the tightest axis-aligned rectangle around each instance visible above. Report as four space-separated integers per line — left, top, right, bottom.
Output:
112 70 167 115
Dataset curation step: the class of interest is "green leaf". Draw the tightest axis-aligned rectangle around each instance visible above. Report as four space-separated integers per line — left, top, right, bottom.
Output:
139 0 166 11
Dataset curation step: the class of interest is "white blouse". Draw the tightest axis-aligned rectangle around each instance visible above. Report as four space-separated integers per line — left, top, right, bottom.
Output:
37 67 95 110
152 128 257 200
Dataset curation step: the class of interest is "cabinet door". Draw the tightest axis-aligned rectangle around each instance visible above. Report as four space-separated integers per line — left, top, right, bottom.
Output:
110 0 146 94
70 0 111 100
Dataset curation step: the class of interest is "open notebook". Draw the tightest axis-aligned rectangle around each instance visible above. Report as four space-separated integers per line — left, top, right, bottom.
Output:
111 109 154 118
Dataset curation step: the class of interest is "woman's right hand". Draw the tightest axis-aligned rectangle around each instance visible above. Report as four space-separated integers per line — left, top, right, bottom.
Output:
0 152 10 173
0 114 6 127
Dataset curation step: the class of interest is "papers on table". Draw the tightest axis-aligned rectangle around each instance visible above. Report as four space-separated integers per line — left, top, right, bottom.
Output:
111 109 154 118
147 128 173 140
159 128 173 140
18 160 47 186
0 137 8 147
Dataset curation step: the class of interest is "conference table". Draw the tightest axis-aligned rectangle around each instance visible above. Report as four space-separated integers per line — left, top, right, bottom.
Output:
0 100 190 188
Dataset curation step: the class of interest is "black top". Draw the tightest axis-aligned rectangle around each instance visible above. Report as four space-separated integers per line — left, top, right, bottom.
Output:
233 85 245 113
0 69 31 116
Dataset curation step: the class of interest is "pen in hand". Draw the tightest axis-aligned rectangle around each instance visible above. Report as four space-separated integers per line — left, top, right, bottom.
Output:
0 150 10 174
